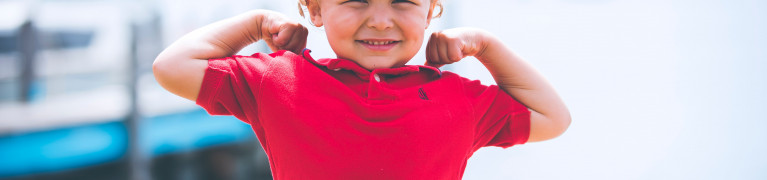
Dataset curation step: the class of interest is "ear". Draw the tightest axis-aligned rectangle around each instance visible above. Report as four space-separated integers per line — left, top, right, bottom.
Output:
306 0 324 27
425 1 436 29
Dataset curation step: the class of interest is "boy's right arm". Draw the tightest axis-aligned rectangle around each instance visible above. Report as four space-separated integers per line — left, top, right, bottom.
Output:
152 10 308 101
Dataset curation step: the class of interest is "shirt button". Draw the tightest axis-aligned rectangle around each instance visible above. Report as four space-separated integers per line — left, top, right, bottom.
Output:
373 74 381 82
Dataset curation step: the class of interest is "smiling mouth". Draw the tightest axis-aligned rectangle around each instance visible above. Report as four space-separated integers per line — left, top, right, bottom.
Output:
356 40 401 51
357 40 400 45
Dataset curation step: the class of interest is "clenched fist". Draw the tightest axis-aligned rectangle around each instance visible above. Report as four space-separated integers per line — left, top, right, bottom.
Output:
424 27 490 68
260 12 309 54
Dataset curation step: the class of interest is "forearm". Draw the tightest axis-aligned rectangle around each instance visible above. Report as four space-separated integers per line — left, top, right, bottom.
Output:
157 10 270 62
475 33 571 135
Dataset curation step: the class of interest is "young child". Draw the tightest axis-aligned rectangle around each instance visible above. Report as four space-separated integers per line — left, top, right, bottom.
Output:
153 0 570 179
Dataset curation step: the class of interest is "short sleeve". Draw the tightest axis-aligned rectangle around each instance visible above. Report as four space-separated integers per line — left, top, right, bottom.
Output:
463 78 531 150
195 52 277 128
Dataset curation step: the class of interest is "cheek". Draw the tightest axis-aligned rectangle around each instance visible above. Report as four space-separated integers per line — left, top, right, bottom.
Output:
397 7 430 28
326 10 359 31
397 10 429 42
400 17 427 51
324 13 360 44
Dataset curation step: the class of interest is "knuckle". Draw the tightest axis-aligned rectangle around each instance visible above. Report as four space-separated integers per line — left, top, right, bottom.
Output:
451 54 461 62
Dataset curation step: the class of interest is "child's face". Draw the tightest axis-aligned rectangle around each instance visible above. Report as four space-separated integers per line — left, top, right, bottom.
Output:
309 0 435 70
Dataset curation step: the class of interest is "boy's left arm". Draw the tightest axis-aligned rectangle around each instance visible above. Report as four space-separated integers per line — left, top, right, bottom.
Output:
426 28 571 142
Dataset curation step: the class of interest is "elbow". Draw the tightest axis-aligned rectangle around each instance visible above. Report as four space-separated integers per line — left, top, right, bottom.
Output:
550 111 572 140
152 56 165 72
152 57 164 82
547 110 571 138
528 110 571 142
540 121 570 142
152 54 172 89
553 113 571 138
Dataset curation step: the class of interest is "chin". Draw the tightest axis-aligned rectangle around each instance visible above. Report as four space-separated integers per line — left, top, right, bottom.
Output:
358 59 397 70
363 63 390 70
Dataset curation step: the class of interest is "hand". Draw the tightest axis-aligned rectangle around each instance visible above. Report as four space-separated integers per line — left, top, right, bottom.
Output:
260 12 309 54
424 27 488 68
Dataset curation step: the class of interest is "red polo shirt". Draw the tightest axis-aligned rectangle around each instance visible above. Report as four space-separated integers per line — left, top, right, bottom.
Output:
196 49 530 179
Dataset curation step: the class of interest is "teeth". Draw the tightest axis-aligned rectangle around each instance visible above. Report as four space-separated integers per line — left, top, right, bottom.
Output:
363 40 395 45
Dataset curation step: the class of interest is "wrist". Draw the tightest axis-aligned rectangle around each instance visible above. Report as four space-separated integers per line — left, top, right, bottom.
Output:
472 30 496 62
240 10 273 42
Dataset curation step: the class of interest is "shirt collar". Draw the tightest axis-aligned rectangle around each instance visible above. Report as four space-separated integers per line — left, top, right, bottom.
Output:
301 49 441 81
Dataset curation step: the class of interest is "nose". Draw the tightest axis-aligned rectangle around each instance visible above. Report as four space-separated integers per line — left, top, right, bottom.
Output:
365 4 394 31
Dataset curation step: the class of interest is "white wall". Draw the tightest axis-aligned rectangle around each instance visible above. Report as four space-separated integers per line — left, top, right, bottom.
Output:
449 0 767 179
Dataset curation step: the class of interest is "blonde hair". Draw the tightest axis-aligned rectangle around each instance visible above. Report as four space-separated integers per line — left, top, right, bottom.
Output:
297 0 444 19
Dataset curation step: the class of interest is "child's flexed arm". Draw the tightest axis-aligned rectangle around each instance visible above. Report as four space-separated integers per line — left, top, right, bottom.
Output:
425 28 571 142
153 10 308 101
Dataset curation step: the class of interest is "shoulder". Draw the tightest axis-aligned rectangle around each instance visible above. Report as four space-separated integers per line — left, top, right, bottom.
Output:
239 50 307 65
437 71 505 101
210 50 311 73
437 71 487 89
260 49 328 70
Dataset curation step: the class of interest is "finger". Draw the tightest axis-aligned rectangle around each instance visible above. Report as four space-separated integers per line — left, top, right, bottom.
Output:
267 18 283 35
425 33 438 63
285 26 308 53
299 26 308 50
263 21 280 43
428 40 444 67
423 55 437 67
264 40 278 52
425 33 434 62
274 24 298 48
261 22 281 52
281 28 299 51
437 35 450 65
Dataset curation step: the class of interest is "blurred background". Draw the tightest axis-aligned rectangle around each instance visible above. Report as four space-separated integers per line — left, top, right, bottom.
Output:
0 0 764 180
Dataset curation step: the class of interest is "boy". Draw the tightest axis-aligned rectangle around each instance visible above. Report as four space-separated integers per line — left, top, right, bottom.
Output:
153 0 570 179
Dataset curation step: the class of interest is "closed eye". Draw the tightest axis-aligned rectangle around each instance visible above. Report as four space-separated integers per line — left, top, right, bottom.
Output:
343 0 367 3
393 0 416 4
